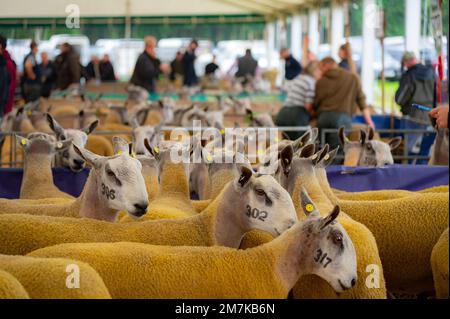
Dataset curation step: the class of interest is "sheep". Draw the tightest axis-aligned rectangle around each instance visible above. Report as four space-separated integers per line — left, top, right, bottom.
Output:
0 269 30 299
46 113 99 172
120 139 199 221
17 133 74 200
0 254 110 299
339 127 402 166
272 144 387 298
112 137 160 202
431 228 449 299
28 191 357 299
0 164 297 256
85 135 115 157
0 144 149 222
313 146 449 294
245 108 275 127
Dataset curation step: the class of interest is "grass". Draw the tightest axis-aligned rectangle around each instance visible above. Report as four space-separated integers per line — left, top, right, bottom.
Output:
374 80 401 113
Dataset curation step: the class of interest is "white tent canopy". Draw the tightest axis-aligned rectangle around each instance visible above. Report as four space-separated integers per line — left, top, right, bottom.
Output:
0 0 311 18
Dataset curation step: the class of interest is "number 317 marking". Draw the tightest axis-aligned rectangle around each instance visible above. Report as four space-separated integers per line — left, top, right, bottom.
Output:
314 249 332 268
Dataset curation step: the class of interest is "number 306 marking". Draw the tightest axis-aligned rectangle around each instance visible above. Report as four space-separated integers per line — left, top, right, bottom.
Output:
246 205 268 221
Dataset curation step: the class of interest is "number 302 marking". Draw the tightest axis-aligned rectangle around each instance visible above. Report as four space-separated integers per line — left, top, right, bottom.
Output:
246 205 268 221
101 183 116 200
314 249 332 268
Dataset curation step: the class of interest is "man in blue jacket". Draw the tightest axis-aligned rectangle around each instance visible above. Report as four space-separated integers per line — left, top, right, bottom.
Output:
280 48 302 81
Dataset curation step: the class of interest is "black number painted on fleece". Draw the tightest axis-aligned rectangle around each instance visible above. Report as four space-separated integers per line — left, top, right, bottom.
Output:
314 249 332 268
246 205 268 221
101 183 116 200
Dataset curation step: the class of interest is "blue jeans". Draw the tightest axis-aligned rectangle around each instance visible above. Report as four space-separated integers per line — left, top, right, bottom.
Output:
317 111 352 151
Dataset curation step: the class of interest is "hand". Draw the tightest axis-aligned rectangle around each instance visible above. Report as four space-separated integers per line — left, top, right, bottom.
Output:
430 106 449 129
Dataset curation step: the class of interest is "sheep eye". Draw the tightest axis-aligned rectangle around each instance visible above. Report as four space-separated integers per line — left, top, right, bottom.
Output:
366 144 372 150
332 232 343 246
255 189 266 196
106 169 115 177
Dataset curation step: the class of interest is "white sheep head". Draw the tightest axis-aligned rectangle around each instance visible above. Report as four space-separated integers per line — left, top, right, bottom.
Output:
230 164 298 238
339 127 402 167
16 132 72 156
73 143 149 218
46 113 99 172
297 188 357 293
131 122 162 156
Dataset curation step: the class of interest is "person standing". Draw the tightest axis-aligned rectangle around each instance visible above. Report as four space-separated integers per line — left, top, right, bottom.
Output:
235 49 258 82
170 51 184 82
0 34 16 115
276 61 321 140
22 40 41 102
204 55 219 77
314 57 375 150
130 36 160 93
0 36 10 118
54 43 81 90
85 55 101 82
280 48 302 81
182 39 199 87
395 51 437 123
99 54 116 82
39 52 56 98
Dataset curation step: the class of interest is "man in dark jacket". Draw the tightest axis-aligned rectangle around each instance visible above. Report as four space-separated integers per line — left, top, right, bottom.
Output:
23 40 41 102
85 55 101 81
39 52 57 97
1 34 16 115
0 36 11 117
395 51 437 123
280 48 302 80
54 43 81 90
170 51 184 82
99 54 116 82
130 36 160 93
182 39 199 87
235 49 258 81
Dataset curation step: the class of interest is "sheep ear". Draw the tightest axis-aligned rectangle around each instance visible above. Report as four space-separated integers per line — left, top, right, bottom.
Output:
319 206 341 230
112 136 130 155
338 127 348 145
55 139 73 151
128 143 136 157
135 108 149 126
359 129 367 145
82 120 99 135
310 128 319 143
388 137 402 150
15 134 29 150
292 130 310 151
300 187 320 218
299 143 315 158
144 138 160 160
280 145 294 175
72 143 103 169
313 144 329 166
320 146 339 167
367 127 375 140
46 113 66 138
234 164 253 189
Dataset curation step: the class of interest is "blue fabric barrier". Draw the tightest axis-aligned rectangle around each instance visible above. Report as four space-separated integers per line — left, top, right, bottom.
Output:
0 165 447 199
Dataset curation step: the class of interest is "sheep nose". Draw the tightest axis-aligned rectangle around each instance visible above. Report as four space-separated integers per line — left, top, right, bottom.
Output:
133 202 148 216
351 278 357 287
73 159 84 167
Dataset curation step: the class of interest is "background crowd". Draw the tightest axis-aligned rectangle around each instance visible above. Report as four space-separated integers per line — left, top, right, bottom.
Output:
1 33 448 143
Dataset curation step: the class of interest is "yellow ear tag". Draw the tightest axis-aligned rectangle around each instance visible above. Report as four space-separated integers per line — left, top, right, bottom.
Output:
324 154 330 160
117 150 123 155
131 152 136 158
257 149 264 156
27 110 32 117
311 154 318 160
154 147 159 154
344 137 350 143
206 154 213 162
21 139 27 146
220 129 225 135
56 142 63 149
305 204 314 212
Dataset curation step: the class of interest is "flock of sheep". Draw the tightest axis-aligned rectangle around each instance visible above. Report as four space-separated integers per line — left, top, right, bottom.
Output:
0 87 448 299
